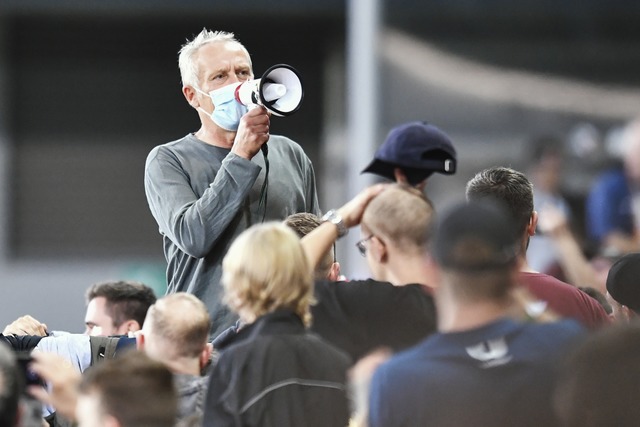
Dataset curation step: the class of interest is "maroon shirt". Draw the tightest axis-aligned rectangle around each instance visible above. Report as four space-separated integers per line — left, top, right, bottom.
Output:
518 272 610 330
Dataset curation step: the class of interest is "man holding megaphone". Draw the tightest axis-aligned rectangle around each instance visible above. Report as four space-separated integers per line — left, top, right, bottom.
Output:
144 29 320 339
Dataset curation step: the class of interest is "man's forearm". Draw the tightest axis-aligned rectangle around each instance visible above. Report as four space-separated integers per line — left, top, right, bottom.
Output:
301 222 340 271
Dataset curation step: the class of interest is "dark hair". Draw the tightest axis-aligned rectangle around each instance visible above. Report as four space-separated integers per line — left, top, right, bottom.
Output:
466 166 534 236
79 350 176 427
85 281 157 329
555 323 640 427
0 344 19 427
529 135 564 164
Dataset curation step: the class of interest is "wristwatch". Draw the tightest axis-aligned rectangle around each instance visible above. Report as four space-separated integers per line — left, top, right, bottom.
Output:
322 209 349 238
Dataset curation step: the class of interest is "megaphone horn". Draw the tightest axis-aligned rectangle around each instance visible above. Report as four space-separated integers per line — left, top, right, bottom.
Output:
235 64 304 117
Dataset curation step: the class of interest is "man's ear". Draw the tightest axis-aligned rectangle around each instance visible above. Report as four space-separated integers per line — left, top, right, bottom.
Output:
104 413 122 427
135 330 145 351
528 211 538 237
200 343 213 370
117 320 141 336
371 236 387 263
183 85 199 109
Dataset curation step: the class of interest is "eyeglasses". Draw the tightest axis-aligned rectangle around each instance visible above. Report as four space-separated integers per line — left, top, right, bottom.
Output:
356 235 374 257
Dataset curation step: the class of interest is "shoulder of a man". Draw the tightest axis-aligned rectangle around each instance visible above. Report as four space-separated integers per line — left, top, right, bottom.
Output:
268 134 309 158
518 272 609 330
147 134 192 158
36 334 92 371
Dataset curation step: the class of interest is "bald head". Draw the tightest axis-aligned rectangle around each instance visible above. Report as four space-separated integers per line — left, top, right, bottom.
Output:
143 293 210 360
362 184 435 254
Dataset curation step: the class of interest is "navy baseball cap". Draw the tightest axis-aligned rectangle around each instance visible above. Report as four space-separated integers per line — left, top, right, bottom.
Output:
606 253 640 313
361 121 457 185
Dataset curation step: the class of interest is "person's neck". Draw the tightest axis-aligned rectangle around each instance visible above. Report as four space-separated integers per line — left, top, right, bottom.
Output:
436 293 511 333
519 255 537 273
161 357 203 376
384 253 435 290
194 124 236 149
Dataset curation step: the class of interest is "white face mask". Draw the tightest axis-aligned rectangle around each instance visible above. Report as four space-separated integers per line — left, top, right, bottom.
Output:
195 83 248 131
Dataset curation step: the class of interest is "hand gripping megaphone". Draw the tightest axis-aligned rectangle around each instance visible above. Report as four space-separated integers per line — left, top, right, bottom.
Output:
235 64 304 117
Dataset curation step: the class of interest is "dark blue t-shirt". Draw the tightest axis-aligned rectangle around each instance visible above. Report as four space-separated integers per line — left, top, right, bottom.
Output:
369 318 585 427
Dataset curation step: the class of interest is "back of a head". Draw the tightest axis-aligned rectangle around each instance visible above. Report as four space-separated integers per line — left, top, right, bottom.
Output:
432 201 520 300
0 344 19 427
606 253 640 313
284 212 335 279
86 280 157 329
78 350 176 427
555 323 640 427
222 222 314 326
145 293 211 360
465 166 534 236
362 184 435 254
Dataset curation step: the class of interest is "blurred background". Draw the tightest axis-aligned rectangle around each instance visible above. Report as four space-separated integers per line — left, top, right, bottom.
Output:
1 0 639 331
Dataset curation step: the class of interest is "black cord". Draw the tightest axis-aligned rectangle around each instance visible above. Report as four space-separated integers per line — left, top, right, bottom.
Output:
258 144 269 222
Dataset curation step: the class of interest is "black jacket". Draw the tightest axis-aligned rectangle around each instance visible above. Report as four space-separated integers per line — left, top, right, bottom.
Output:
203 310 351 427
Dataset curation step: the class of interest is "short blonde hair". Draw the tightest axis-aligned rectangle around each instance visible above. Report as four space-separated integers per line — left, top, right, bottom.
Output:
362 184 435 254
177 28 251 88
222 222 314 326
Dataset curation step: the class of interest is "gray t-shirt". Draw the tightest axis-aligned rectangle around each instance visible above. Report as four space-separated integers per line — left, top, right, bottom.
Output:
144 133 320 337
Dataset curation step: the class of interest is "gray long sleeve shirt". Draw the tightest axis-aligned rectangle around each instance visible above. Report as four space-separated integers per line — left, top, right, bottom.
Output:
144 133 320 337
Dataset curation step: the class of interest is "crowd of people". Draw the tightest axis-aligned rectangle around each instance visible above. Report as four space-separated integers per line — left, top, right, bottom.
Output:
1 27 640 427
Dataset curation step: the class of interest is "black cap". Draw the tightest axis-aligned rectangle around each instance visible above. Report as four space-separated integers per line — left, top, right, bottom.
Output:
361 121 457 185
432 201 519 272
606 253 640 313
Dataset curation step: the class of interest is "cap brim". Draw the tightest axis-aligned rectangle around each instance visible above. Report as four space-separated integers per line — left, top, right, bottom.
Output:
362 159 433 185
361 159 397 181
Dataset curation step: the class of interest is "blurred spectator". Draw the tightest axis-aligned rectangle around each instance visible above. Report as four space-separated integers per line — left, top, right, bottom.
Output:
537 203 608 294
203 222 351 427
605 253 640 322
466 166 610 330
526 135 573 273
2 280 156 338
554 323 640 427
367 201 585 427
586 119 640 256
31 350 176 427
0 343 20 427
12 293 211 427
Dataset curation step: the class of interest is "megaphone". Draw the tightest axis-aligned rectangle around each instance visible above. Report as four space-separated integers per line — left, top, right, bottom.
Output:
235 64 304 117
